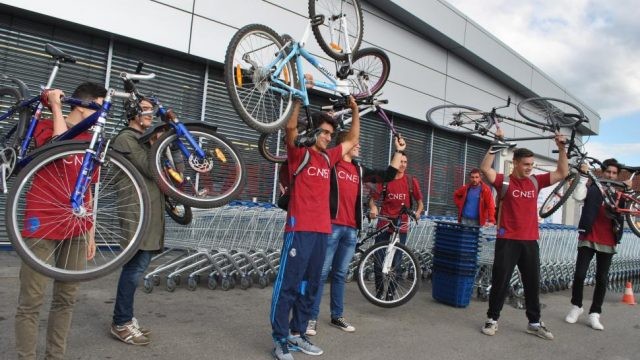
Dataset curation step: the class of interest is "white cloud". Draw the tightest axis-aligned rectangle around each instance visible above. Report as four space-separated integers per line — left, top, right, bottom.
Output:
583 141 640 166
446 0 640 120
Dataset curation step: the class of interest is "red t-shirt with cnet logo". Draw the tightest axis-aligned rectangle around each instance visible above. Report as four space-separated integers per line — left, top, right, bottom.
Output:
494 173 551 240
285 144 343 233
21 119 95 240
371 174 423 234
332 160 359 228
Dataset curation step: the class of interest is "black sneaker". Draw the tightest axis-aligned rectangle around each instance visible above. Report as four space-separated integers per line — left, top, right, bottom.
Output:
330 317 355 332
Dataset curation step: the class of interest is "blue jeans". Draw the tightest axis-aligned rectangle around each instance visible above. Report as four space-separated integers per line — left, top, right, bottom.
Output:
311 224 358 319
112 250 153 326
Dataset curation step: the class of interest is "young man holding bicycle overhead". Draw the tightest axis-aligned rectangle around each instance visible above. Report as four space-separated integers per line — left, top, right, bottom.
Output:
15 82 106 360
479 128 567 340
565 158 627 330
109 97 165 346
270 96 359 360
306 133 406 336
368 151 424 299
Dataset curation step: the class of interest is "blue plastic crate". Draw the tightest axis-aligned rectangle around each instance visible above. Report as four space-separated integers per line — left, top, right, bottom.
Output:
431 270 475 307
432 248 479 262
432 260 478 276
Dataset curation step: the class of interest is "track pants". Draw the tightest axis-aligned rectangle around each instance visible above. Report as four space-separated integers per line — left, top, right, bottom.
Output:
270 231 327 341
487 238 541 323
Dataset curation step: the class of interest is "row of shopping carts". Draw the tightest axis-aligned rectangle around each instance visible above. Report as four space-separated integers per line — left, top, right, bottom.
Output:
143 201 285 293
145 203 640 302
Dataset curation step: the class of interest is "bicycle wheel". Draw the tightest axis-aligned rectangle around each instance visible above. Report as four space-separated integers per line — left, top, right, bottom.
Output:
224 23 297 134
258 131 287 163
149 124 246 208
356 240 421 308
517 97 584 127
309 0 363 61
165 196 192 225
539 172 579 218
624 192 640 237
426 104 493 135
348 47 390 99
5 142 151 281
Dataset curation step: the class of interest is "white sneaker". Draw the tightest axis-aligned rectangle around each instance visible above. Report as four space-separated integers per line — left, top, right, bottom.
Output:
588 313 604 330
565 305 583 324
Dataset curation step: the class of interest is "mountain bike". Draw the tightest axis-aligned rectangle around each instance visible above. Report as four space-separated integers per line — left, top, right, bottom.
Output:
223 2 379 134
355 206 421 308
4 58 155 281
426 97 584 141
129 62 246 209
538 119 640 237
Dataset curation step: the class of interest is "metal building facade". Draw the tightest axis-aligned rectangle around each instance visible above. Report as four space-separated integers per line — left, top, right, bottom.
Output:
0 0 597 235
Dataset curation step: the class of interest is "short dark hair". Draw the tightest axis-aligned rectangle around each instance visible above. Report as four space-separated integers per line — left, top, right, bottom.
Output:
70 82 107 109
469 168 481 176
602 158 621 172
311 112 336 131
513 148 534 160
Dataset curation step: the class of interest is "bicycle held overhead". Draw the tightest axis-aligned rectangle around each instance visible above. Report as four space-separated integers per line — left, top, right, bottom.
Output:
426 96 586 142
537 117 640 237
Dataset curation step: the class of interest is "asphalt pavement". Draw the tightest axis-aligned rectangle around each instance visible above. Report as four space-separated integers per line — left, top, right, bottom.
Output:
1 250 639 360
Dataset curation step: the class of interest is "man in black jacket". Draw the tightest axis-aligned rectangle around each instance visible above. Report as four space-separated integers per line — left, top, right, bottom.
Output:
565 158 627 330
306 134 405 336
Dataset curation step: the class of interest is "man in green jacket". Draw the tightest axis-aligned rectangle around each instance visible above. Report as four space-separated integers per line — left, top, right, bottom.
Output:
110 97 164 346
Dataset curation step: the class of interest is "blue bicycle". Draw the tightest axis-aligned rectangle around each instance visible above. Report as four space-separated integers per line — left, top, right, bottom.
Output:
2 46 153 281
223 0 387 133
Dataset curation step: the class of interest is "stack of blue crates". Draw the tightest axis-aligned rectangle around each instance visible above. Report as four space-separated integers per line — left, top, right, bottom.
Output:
431 221 480 307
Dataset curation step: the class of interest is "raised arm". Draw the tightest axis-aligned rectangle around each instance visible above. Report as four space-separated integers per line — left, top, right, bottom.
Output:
389 136 406 169
549 132 569 184
480 128 503 184
340 96 360 156
284 100 302 147
46 89 67 136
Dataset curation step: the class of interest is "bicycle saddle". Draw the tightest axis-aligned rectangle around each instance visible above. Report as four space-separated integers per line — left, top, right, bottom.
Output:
45 44 76 63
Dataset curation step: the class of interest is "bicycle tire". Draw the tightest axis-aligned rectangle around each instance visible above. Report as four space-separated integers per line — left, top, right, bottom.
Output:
149 124 246 208
0 86 31 147
356 240 421 308
426 104 493 135
309 0 363 61
348 47 390 99
258 131 287 163
624 192 640 238
224 23 297 134
165 197 193 225
539 172 579 218
517 97 584 128
5 142 151 281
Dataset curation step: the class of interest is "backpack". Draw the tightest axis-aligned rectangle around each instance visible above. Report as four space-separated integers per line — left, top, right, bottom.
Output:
495 174 539 225
380 174 416 209
276 150 329 211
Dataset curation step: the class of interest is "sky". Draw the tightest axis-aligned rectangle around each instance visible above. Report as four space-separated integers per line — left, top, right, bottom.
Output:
446 0 640 167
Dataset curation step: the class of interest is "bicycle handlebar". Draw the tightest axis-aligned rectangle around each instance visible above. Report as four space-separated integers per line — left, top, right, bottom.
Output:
120 72 156 81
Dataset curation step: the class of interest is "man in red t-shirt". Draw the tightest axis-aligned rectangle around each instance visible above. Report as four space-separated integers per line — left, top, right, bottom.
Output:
306 134 405 336
15 82 106 360
270 97 359 360
565 158 627 330
479 128 567 340
368 151 424 299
